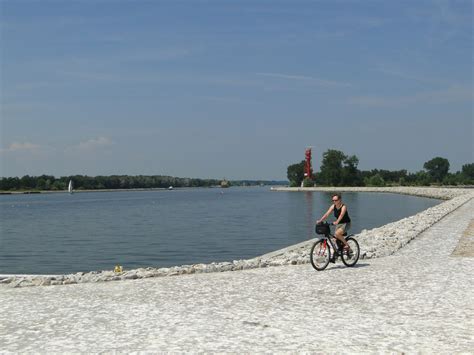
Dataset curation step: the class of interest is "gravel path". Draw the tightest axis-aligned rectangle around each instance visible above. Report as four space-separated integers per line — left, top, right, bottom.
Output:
1 198 473 353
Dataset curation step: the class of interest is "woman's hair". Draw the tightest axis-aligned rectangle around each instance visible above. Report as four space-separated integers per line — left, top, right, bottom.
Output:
333 193 342 200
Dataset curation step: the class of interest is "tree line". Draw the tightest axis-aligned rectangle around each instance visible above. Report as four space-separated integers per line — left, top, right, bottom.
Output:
287 149 474 187
0 175 220 191
0 175 286 191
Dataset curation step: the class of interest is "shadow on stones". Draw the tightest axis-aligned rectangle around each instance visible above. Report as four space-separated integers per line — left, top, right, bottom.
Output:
242 320 270 328
326 263 370 271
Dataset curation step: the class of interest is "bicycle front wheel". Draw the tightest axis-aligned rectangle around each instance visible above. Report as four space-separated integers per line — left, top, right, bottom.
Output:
310 239 330 271
341 237 360 267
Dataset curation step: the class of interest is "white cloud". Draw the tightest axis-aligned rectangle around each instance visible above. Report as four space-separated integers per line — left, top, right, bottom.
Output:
374 65 447 85
256 72 351 88
70 137 114 152
125 48 191 62
0 142 41 153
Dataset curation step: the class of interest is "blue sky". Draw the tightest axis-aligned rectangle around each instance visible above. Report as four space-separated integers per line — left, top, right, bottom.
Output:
1 0 472 180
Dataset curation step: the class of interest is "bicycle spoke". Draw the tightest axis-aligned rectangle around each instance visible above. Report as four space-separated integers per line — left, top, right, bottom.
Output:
310 239 331 271
341 238 360 267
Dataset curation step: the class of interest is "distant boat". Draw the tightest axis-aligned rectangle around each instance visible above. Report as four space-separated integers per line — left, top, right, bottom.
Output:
168 186 173 190
68 180 74 194
220 180 230 188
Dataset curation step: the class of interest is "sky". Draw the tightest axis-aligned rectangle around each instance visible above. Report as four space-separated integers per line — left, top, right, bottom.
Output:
0 0 472 180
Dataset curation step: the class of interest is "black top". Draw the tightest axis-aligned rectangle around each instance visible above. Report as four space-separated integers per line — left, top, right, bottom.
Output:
334 204 351 223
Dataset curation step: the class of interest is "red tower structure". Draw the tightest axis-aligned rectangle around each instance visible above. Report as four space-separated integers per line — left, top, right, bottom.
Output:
304 147 313 179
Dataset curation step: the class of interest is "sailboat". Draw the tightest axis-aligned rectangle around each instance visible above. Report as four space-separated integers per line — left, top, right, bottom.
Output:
68 180 74 194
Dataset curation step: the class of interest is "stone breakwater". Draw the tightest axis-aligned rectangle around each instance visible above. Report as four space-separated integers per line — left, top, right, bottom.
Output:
1 187 472 288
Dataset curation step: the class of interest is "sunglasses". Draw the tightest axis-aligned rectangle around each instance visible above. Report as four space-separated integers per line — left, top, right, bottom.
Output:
332 199 339 202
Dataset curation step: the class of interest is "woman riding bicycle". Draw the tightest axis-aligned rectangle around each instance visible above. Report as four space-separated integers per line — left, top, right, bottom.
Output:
316 193 351 251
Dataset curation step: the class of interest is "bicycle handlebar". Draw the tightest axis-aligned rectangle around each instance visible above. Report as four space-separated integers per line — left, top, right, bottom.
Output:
316 221 335 226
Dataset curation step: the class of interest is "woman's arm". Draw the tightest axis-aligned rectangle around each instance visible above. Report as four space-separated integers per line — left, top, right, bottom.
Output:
317 205 334 223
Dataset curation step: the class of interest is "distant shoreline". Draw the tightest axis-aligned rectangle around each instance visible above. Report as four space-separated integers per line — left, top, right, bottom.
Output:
0 188 170 195
0 186 263 195
1 184 471 195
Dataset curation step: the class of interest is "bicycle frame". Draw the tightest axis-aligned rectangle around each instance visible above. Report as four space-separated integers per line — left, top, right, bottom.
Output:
318 233 338 255
318 227 353 256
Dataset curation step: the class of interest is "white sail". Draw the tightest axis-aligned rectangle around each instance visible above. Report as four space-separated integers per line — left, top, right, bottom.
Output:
68 180 73 194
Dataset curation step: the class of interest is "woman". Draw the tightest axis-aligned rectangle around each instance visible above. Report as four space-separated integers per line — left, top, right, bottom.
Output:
316 193 351 251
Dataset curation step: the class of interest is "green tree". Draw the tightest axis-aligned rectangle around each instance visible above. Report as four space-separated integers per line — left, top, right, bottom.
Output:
302 177 314 187
373 169 408 184
36 178 46 190
51 180 64 190
364 173 385 187
0 177 20 190
461 163 474 180
414 171 432 186
319 149 345 186
319 149 359 186
20 175 34 189
287 160 305 187
442 173 459 186
423 157 450 182
342 155 362 186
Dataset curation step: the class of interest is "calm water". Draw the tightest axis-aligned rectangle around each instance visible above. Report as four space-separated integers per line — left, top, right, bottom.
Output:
0 187 439 274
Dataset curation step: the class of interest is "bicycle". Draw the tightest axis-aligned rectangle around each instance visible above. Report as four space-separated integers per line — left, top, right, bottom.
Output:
310 222 360 271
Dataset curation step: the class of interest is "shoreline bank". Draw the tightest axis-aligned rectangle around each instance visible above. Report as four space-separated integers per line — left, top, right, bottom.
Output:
1 187 472 287
0 187 218 195
270 185 471 199
1 185 471 195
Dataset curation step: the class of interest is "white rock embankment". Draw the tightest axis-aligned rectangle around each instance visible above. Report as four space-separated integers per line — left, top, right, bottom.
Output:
261 188 473 264
1 187 472 288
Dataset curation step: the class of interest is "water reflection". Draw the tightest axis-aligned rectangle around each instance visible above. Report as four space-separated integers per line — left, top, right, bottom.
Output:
304 192 314 239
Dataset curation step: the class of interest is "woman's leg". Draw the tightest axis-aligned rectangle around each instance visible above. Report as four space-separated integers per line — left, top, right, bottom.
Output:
335 227 349 248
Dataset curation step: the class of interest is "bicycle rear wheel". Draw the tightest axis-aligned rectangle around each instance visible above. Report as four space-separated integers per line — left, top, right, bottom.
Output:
310 239 330 271
341 237 360 267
